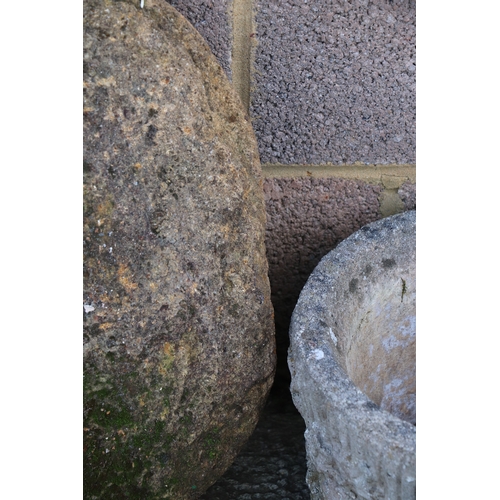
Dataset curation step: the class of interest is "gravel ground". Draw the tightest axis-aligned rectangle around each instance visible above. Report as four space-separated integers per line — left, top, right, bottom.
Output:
200 385 310 500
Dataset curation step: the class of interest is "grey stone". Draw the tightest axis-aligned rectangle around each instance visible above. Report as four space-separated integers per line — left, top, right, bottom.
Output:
83 1 275 498
288 211 416 499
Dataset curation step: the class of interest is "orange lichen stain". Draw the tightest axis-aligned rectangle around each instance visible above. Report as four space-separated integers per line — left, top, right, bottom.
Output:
96 195 114 220
242 186 253 200
220 224 231 238
96 76 116 87
163 342 174 357
104 107 116 122
158 342 175 375
118 264 138 292
99 322 114 331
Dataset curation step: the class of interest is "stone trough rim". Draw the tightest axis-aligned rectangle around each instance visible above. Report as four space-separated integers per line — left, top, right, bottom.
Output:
288 210 416 494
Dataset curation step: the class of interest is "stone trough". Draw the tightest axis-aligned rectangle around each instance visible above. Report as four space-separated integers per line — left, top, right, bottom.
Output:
288 210 416 499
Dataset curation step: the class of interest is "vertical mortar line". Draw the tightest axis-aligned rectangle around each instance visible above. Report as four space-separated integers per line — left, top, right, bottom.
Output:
231 0 253 112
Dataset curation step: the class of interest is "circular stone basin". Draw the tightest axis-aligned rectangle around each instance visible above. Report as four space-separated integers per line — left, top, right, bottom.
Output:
288 211 416 500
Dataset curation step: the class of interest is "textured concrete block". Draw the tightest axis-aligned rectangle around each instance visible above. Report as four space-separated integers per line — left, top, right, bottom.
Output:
263 177 382 384
167 0 232 78
252 0 416 165
398 181 416 210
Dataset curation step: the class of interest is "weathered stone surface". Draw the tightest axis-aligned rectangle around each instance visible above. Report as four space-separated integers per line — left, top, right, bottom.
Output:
83 1 275 498
289 211 416 499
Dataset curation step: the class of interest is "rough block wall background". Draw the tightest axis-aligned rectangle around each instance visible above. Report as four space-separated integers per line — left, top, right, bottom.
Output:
168 0 233 77
253 0 416 165
165 0 416 388
264 176 383 376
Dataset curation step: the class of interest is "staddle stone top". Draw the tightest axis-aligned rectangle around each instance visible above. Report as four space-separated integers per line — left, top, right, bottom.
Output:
83 1 275 497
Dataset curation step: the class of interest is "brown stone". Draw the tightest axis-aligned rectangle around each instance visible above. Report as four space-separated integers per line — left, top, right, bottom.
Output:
83 1 275 498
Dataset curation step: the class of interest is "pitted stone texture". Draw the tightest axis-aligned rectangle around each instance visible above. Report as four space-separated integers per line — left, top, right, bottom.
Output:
288 211 416 499
167 0 232 78
252 0 416 164
263 177 382 387
398 181 416 210
83 1 275 498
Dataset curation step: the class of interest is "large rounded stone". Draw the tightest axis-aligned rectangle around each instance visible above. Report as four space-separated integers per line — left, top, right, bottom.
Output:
83 1 276 498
